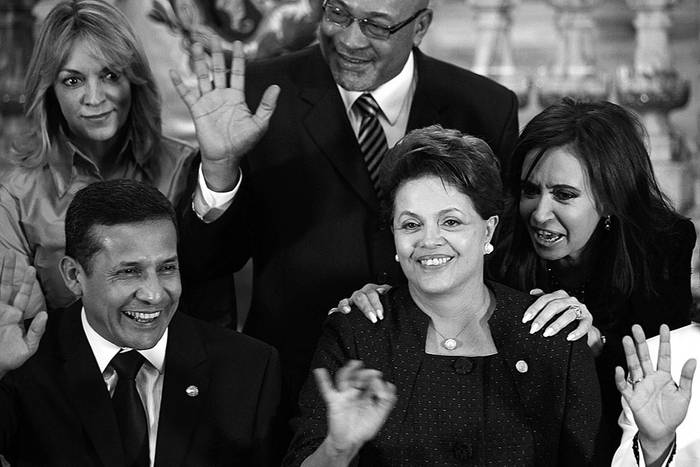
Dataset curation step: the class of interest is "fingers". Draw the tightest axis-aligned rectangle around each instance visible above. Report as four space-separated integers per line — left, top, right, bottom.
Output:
622 333 644 383
24 310 47 355
12 267 36 312
350 291 377 323
614 366 632 399
656 324 672 374
366 373 397 412
565 311 592 341
209 37 227 89
170 69 199 109
313 368 335 403
192 42 212 95
328 298 352 315
335 360 363 392
523 289 567 325
230 41 246 92
631 324 654 376
252 84 280 130
0 253 17 304
524 290 576 335
678 358 697 393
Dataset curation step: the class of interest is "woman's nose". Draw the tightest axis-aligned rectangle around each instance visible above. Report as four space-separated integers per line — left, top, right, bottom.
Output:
531 195 554 224
82 80 106 106
420 223 445 247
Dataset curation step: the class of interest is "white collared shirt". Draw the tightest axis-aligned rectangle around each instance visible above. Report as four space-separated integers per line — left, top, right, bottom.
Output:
81 309 167 467
192 51 418 220
337 50 417 148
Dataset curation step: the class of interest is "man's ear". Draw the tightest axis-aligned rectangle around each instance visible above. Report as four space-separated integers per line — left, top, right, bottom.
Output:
59 256 85 297
412 10 433 47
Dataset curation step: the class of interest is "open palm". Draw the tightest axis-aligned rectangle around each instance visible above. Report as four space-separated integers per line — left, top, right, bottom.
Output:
0 263 47 374
615 325 696 445
171 40 279 191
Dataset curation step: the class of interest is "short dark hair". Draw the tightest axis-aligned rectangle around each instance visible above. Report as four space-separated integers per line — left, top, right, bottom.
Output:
380 125 503 221
65 179 176 273
499 98 681 300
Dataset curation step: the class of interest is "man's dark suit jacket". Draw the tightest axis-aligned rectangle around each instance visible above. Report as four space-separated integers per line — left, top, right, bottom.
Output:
178 44 519 411
0 305 280 466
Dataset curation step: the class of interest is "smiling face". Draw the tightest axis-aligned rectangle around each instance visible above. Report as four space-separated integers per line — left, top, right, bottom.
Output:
68 220 181 350
319 0 430 91
519 146 603 265
393 176 498 298
53 38 131 154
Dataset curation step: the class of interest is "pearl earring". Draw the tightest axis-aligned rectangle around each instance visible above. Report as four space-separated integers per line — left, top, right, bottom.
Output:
484 243 494 255
394 254 399 262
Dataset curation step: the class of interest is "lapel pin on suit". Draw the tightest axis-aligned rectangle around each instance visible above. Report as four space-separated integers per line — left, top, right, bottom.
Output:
185 385 199 397
515 360 528 373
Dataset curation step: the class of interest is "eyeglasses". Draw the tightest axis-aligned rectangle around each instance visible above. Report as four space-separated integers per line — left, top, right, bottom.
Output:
321 0 428 41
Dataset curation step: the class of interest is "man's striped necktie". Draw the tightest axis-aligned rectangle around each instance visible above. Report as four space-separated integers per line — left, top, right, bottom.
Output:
354 93 388 199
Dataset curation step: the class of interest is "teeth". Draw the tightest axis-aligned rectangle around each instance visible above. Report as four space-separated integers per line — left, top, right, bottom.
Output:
420 257 450 266
535 230 563 243
123 310 161 323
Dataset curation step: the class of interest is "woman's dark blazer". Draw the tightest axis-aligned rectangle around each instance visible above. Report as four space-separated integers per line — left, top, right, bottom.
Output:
284 282 603 466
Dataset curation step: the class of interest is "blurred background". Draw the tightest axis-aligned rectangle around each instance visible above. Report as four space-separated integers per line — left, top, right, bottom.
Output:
1 0 699 322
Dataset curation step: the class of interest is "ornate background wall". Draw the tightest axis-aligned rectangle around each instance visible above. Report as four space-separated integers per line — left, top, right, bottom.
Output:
1 0 699 317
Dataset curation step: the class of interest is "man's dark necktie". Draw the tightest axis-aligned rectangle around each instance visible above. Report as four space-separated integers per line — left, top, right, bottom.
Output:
354 93 388 199
110 350 149 467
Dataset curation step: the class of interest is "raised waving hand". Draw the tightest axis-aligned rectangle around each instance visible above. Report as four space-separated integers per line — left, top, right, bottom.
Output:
171 39 280 191
615 324 696 466
0 263 48 379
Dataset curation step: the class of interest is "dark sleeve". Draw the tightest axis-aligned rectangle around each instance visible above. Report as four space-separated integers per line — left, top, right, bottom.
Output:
494 89 520 175
0 374 19 456
176 153 254 284
558 338 603 466
253 346 283 467
282 313 358 467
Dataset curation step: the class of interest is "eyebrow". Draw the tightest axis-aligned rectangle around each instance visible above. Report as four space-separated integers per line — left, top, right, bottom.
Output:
114 255 179 267
521 180 581 191
397 208 465 218
331 0 393 20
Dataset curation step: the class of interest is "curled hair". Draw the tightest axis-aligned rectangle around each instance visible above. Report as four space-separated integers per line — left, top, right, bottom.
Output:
65 179 177 273
499 98 681 300
13 0 161 167
380 125 504 222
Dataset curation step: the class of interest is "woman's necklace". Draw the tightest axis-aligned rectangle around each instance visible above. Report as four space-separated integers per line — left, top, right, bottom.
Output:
431 321 471 351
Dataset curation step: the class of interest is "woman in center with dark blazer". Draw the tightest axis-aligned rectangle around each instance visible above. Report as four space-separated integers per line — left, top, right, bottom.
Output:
284 126 602 466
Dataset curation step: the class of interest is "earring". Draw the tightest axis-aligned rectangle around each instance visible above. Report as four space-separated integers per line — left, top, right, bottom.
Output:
484 243 494 255
604 215 612 231
394 254 399 262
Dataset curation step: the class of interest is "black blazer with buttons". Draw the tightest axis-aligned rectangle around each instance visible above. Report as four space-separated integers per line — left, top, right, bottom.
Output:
177 44 520 409
0 303 281 466
284 282 603 466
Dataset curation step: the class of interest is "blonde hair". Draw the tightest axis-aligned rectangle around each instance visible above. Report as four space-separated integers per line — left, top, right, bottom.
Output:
13 0 161 167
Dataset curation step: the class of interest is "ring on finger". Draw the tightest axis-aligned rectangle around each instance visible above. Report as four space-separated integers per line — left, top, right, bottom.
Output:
569 304 583 320
627 375 643 386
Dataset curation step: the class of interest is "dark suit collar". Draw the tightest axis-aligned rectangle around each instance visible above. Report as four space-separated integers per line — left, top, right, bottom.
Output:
153 312 209 467
58 302 126 467
291 45 380 209
407 47 445 131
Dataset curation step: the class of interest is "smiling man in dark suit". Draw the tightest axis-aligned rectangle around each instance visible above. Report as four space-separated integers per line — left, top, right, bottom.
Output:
0 179 280 467
172 0 519 429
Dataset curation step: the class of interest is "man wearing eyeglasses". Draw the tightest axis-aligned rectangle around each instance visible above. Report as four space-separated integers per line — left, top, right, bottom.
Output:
175 0 519 447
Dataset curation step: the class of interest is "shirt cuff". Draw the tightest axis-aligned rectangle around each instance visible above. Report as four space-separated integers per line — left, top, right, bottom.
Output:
192 163 240 223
